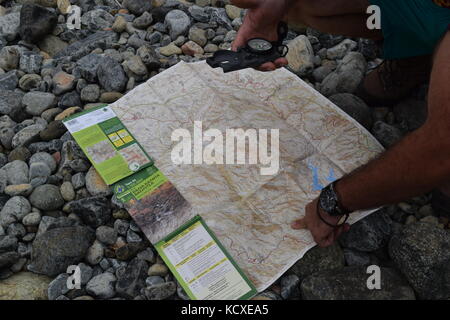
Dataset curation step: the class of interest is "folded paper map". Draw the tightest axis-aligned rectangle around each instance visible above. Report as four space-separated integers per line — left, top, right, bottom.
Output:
109 61 384 292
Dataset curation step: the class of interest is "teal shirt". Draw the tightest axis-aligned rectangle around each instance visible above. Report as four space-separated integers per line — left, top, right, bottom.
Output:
371 0 450 59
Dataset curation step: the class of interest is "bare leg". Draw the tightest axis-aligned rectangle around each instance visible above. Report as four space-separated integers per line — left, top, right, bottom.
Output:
286 0 383 39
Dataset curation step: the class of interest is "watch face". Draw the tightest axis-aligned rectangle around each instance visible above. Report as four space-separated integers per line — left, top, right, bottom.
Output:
247 38 273 53
319 185 339 215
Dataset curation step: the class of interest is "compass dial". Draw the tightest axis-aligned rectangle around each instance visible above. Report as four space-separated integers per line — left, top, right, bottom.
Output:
247 39 273 53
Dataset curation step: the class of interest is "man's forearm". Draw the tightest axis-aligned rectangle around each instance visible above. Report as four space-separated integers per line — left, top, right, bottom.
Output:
336 32 450 213
336 125 450 212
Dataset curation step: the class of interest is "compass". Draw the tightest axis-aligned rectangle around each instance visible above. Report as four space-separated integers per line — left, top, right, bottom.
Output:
247 38 274 54
206 22 289 73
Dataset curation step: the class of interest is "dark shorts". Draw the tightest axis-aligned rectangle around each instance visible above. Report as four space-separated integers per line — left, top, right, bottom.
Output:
370 0 450 59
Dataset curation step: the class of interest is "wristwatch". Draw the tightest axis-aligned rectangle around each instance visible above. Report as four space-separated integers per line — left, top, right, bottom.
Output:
317 181 351 227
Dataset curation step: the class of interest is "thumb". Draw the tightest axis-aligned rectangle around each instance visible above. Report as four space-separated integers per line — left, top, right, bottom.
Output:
230 0 259 9
291 218 307 230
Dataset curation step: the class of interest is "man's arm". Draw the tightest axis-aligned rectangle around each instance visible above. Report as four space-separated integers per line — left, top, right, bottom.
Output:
293 32 450 247
336 32 450 211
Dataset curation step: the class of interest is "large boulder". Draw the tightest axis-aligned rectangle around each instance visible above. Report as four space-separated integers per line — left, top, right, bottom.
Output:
28 226 95 276
389 222 450 299
164 9 191 40
320 52 367 96
371 121 403 148
301 266 416 300
115 257 148 298
29 184 64 211
339 209 392 252
54 31 118 61
86 272 116 299
289 243 344 280
97 56 127 92
68 196 112 227
286 35 314 77
393 99 427 131
0 12 21 41
329 93 373 130
0 272 52 300
76 53 106 83
38 35 68 57
123 0 152 16
144 281 177 300
19 4 57 43
80 9 114 32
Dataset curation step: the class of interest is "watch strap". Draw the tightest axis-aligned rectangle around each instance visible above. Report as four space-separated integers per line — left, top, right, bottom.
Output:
330 180 352 216
316 200 350 228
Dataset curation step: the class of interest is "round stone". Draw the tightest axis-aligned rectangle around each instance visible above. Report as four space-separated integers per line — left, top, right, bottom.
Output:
159 43 182 57
99 92 123 103
29 162 52 181
147 263 168 277
80 84 100 103
86 272 116 299
0 196 31 223
2 160 29 185
112 16 127 33
181 41 204 56
52 71 75 95
4 184 33 197
96 226 117 245
85 166 112 197
29 152 57 173
22 211 42 227
164 10 191 40
60 181 75 201
29 184 64 211
85 240 104 265
145 276 165 287
22 92 56 116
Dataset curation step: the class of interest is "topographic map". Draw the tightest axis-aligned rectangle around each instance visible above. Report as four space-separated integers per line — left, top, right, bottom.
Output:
110 61 384 291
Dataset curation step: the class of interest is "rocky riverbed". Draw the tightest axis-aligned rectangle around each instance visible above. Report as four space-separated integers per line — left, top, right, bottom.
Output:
0 0 449 300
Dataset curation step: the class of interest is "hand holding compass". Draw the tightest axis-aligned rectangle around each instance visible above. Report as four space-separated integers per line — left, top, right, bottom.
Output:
206 0 291 73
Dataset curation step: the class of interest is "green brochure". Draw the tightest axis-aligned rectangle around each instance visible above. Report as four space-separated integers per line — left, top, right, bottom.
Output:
114 165 194 245
155 216 257 300
63 105 153 185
